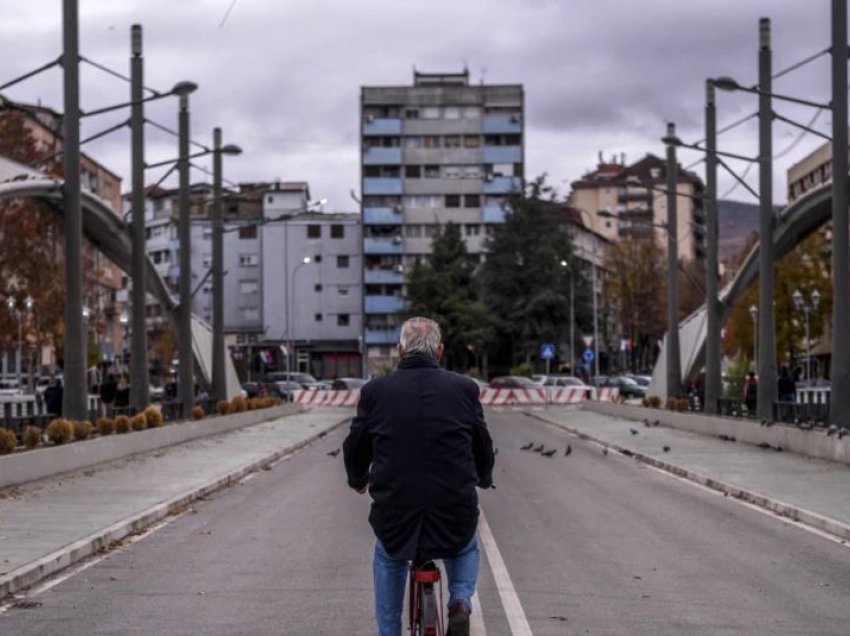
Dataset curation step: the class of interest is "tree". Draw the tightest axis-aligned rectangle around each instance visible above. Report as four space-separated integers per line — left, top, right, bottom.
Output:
405 223 497 371
478 176 577 368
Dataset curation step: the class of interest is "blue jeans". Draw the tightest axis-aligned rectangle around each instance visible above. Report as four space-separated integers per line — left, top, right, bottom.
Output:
373 535 479 636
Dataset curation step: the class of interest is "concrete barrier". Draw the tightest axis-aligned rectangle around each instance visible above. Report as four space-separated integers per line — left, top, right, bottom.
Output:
0 403 300 490
582 401 850 466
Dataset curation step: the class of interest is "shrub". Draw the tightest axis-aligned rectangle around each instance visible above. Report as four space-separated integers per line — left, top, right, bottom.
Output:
192 405 205 420
647 395 662 409
510 362 533 377
666 397 678 411
114 415 130 434
677 397 690 412
73 420 93 440
47 419 74 445
130 413 147 431
0 428 16 454
23 425 42 449
143 405 164 428
230 396 247 413
216 400 231 415
96 418 115 436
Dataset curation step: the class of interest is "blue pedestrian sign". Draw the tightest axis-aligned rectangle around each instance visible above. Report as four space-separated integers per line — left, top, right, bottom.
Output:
582 348 595 363
540 343 556 360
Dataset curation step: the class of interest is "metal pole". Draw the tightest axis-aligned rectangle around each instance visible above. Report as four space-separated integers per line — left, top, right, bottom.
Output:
805 308 811 383
62 0 86 420
664 122 682 399
704 81 721 414
830 0 850 426
756 18 777 421
177 94 194 417
16 311 21 390
570 268 575 375
591 249 599 378
211 128 226 402
130 24 149 411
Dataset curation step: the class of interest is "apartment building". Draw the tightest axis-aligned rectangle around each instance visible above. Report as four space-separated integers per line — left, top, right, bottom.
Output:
360 70 524 375
569 153 706 263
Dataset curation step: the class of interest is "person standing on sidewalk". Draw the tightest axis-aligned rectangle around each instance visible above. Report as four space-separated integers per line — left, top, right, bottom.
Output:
343 316 495 636
744 371 758 414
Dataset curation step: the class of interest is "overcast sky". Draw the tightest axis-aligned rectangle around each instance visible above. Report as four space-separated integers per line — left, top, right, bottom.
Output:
0 1 837 210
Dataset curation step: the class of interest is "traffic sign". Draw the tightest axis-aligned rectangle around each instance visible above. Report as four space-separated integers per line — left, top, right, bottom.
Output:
582 348 595 363
540 343 556 360
582 335 593 347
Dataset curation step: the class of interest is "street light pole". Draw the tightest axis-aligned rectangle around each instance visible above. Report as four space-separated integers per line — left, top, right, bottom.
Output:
119 311 129 376
129 24 149 412
704 81 721 414
830 0 850 426
290 257 312 375
757 18 777 421
62 0 86 420
663 122 682 399
749 304 758 367
177 93 194 417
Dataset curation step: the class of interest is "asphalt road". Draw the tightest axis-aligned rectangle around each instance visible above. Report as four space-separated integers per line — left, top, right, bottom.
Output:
2 408 849 635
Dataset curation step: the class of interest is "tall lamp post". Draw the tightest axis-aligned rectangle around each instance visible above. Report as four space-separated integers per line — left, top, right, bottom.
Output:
211 128 242 403
560 259 575 374
288 256 312 375
749 304 758 369
118 310 129 375
792 289 821 384
7 296 34 390
662 122 683 399
569 209 601 377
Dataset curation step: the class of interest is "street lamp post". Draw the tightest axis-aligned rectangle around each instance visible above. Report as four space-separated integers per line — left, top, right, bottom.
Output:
177 92 194 418
749 304 758 369
662 122 683 399
569 209 601 377
560 260 575 375
119 310 129 375
289 256 312 375
7 296 34 391
792 289 821 384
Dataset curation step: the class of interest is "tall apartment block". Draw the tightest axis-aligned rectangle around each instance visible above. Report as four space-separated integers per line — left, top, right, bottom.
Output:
360 70 524 375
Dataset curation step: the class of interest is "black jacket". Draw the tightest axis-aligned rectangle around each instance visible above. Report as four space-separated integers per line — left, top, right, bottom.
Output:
343 355 495 561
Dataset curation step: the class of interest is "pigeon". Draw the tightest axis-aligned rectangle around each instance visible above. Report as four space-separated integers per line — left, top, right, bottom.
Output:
602 446 609 456
653 419 660 427
564 445 572 457
494 447 499 456
827 425 839 437
774 445 783 452
532 444 545 453
520 442 534 451
326 448 341 457
760 418 768 427
839 428 849 440
630 428 639 436
643 418 651 427
622 449 634 457
662 446 671 453
541 448 557 457
758 442 771 449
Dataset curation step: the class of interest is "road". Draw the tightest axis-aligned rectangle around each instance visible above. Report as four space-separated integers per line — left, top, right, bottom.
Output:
2 408 849 634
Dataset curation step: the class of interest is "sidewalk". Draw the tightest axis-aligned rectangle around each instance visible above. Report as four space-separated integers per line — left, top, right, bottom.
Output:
530 406 850 541
0 407 352 597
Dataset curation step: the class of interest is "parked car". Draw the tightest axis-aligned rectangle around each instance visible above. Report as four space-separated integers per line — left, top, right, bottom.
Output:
606 375 648 398
265 380 302 402
241 382 262 398
329 377 367 391
536 374 588 388
264 371 328 391
489 376 538 389
625 374 652 387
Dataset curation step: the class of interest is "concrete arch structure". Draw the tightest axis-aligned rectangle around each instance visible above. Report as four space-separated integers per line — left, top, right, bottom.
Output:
0 155 240 398
649 181 835 398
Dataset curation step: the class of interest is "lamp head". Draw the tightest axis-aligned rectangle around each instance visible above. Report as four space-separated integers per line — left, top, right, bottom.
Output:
6 297 14 311
792 289 803 309
221 144 242 156
749 304 758 318
119 311 129 325
24 295 34 311
712 76 741 92
171 81 198 97
811 289 821 309
302 256 312 264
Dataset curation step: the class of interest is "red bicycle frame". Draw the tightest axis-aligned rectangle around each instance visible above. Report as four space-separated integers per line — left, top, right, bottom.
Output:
407 561 443 635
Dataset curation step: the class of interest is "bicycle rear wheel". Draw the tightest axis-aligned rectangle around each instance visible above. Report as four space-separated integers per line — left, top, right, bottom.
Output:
418 583 439 636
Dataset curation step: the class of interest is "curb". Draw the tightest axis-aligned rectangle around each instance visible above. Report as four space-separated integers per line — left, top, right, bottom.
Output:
0 416 350 598
526 411 850 543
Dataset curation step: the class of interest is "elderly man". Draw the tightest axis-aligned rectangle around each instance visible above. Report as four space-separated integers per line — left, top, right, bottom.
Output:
344 316 495 636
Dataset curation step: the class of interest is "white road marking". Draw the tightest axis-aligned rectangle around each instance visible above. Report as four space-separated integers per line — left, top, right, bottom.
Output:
478 509 533 635
470 590 486 635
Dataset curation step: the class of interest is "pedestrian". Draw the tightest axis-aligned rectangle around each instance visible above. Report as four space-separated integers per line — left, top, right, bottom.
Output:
100 373 118 415
778 366 796 402
44 377 63 417
744 371 758 413
114 374 130 408
343 316 495 636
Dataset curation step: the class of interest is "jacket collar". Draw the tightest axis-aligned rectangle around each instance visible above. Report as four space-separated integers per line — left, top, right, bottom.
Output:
398 355 440 370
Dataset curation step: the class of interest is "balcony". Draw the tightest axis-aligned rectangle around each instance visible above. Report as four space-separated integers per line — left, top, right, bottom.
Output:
363 117 402 136
483 176 522 194
483 204 506 224
363 177 403 195
364 237 404 254
483 146 522 164
365 295 405 314
364 269 405 284
364 327 401 345
362 147 402 165
363 207 404 225
482 115 522 134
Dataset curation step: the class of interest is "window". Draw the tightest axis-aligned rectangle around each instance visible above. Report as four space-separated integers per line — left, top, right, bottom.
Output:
464 194 481 208
338 287 349 296
238 225 257 239
337 255 350 268
314 254 322 263
202 228 212 240
464 224 481 236
463 166 482 179
405 225 423 238
404 108 419 119
405 165 421 178
444 135 461 148
330 224 345 239
422 136 441 149
421 107 440 119
202 283 212 294
315 313 323 322
267 196 274 204
403 136 421 148
463 135 480 148
239 280 259 294
307 225 321 239
424 225 440 238
443 166 461 179
314 283 323 292
445 194 461 208
239 253 259 266
241 307 260 321
202 254 212 268
337 313 350 327
424 165 440 178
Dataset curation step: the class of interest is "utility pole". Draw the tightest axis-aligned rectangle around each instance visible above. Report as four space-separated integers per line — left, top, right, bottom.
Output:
663 122 682 399
704 81 720 414
211 128 225 402
178 94 194 417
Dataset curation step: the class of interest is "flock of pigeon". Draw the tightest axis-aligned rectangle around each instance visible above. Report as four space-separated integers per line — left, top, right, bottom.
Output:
520 441 572 457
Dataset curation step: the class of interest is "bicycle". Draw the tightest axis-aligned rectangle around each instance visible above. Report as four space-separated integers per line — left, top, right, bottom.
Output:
408 559 444 636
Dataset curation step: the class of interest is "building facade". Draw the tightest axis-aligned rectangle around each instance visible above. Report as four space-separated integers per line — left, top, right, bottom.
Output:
360 70 524 375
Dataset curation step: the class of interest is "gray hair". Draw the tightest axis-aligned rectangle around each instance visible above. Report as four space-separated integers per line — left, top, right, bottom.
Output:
399 316 442 359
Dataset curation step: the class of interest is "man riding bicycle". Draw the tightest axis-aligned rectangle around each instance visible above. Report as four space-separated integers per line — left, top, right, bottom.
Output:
344 316 495 636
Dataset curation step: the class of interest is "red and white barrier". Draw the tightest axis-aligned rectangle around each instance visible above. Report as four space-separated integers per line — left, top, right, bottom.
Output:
594 387 620 402
294 390 360 407
549 387 592 404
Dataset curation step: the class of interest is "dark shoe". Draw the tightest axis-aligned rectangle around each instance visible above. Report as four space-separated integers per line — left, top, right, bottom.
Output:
446 601 470 636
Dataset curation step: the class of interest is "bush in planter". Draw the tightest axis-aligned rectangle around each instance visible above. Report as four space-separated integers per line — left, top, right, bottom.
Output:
230 395 247 413
143 405 164 428
647 395 662 409
192 405 205 420
96 418 115 436
677 397 690 412
73 420 93 440
47 419 74 445
114 415 130 434
130 413 147 431
0 428 16 454
23 425 42 449
216 400 230 415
